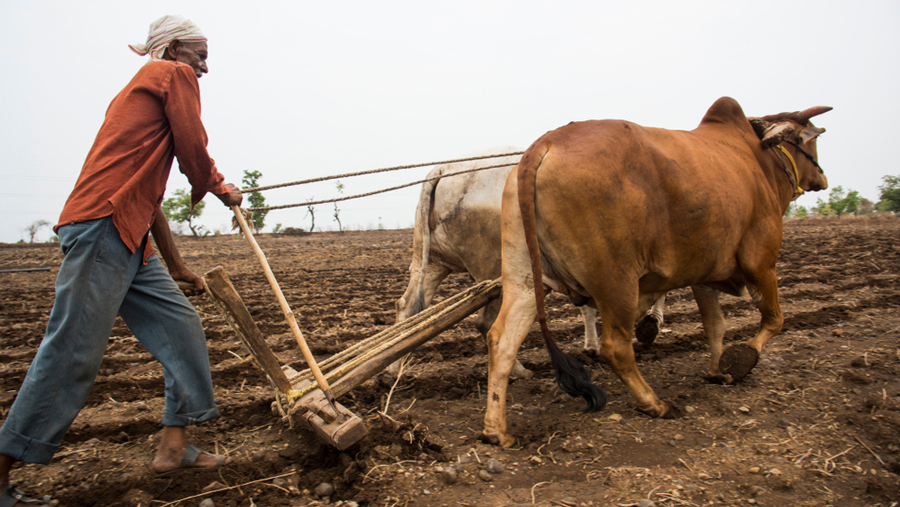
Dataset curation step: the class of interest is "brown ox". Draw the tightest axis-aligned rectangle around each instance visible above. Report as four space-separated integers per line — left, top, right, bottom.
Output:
483 97 830 447
393 147 669 377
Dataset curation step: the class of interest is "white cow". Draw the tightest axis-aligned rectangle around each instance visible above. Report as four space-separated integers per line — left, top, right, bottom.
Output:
394 147 666 376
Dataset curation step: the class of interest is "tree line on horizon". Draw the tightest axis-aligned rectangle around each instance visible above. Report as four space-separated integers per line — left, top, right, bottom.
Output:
786 175 900 220
16 174 900 243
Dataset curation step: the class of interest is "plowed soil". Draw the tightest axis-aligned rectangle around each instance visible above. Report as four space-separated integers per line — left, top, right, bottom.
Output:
1 218 898 507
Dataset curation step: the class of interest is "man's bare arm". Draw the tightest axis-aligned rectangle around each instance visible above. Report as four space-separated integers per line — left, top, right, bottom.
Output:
150 208 203 290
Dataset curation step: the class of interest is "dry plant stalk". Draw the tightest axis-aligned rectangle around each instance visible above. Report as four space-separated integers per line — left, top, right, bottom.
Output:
158 471 297 507
382 353 414 415
531 481 551 504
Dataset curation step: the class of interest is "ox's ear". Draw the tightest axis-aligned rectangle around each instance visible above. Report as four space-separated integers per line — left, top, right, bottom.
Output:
748 118 768 138
749 118 796 148
798 126 826 144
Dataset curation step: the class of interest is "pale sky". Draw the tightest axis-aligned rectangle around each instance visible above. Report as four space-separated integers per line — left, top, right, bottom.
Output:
1 1 897 243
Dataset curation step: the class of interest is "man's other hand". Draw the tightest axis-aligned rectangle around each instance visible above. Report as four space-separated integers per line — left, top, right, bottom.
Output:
170 266 204 291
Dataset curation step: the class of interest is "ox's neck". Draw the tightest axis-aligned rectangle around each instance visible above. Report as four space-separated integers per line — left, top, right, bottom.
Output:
763 144 802 213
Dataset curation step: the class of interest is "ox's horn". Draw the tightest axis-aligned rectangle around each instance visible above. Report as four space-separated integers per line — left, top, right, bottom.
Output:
797 106 833 124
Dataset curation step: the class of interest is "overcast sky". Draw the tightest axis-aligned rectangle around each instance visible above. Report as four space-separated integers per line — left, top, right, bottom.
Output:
1 1 897 243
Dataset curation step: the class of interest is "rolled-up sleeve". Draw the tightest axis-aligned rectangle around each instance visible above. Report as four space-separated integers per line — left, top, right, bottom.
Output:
164 65 229 208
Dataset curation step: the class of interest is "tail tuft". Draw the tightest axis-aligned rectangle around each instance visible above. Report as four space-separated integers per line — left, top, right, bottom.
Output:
549 345 608 412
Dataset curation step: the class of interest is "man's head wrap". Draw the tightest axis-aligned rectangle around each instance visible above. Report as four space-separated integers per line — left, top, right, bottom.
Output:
128 15 207 61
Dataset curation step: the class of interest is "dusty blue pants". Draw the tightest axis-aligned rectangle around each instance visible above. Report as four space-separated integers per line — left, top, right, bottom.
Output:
0 217 219 464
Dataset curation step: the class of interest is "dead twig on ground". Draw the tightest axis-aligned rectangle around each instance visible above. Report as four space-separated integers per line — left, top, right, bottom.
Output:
159 470 297 507
656 493 700 506
531 481 551 504
55 448 88 459
382 354 411 415
854 435 886 465
362 460 419 482
260 482 291 494
794 448 814 465
536 432 559 457
819 446 855 475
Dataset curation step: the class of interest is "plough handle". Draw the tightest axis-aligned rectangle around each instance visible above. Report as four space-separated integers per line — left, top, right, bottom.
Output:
231 205 344 422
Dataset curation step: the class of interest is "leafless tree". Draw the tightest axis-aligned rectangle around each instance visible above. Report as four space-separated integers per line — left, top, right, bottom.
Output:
304 197 316 233
23 220 50 243
333 181 345 233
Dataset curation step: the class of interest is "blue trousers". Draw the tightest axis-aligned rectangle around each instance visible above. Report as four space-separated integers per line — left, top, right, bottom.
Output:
0 217 219 464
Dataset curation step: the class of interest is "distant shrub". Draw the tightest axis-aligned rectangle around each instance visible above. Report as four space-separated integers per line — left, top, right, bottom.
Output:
281 227 309 236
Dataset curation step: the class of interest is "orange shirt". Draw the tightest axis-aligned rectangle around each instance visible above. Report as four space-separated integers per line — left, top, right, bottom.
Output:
56 60 228 262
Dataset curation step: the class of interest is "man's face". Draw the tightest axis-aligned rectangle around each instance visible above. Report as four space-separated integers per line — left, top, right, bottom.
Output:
169 40 209 78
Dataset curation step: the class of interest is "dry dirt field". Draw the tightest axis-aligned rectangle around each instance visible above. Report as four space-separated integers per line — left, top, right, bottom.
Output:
1 217 898 507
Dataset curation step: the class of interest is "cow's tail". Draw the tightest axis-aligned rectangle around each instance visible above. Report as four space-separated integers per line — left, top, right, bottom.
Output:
408 177 441 317
516 146 608 412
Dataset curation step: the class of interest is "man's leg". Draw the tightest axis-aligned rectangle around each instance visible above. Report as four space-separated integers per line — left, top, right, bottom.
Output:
1 454 15 493
116 254 225 471
0 218 141 487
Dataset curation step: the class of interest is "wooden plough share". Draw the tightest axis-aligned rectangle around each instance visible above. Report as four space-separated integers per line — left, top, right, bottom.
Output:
202 266 501 450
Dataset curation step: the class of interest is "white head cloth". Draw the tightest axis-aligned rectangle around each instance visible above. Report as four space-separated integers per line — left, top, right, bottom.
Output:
128 15 206 61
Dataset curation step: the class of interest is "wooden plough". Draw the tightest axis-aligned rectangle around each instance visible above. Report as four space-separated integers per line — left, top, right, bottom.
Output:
203 268 500 449
199 207 502 449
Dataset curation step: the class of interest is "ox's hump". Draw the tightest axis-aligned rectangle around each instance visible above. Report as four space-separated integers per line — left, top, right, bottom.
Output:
698 96 748 129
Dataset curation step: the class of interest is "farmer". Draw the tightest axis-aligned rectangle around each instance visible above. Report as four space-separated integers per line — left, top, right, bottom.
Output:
0 15 241 504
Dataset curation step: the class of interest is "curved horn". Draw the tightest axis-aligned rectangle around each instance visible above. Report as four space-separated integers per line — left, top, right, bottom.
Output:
798 106 833 123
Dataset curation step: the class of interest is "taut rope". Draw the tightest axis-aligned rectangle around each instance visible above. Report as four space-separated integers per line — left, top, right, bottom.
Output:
242 151 524 194
248 161 518 212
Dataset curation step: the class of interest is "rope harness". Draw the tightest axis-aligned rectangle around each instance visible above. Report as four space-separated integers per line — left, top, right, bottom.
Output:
241 151 524 212
774 144 803 200
784 139 825 172
772 139 825 201
249 160 519 212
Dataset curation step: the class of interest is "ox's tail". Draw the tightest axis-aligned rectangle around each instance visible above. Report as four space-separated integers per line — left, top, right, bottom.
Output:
407 178 441 317
516 146 608 412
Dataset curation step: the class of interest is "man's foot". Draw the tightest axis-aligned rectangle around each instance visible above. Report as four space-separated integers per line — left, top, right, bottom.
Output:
151 443 229 473
0 485 52 506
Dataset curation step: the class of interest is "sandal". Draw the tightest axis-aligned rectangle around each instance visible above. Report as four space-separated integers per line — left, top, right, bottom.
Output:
154 443 228 473
180 444 227 468
0 486 51 506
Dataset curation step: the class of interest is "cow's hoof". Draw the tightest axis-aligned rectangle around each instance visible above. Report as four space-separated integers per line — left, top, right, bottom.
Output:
704 374 731 385
635 315 661 346
660 401 682 419
480 432 515 448
719 344 759 382
510 365 534 380
582 347 601 359
637 401 681 419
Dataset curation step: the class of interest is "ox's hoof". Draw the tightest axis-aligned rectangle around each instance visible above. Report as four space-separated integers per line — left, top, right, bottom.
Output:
480 432 515 448
510 364 534 380
637 401 681 419
704 374 730 385
635 315 661 346
582 347 601 359
719 344 759 382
